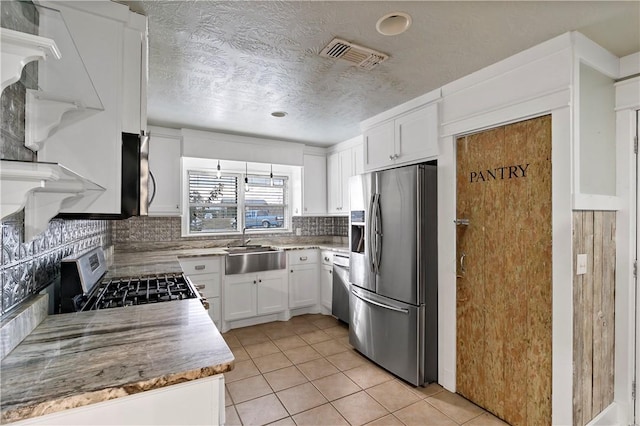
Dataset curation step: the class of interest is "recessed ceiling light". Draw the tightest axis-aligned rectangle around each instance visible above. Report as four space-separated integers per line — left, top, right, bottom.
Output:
271 111 287 118
376 12 412 36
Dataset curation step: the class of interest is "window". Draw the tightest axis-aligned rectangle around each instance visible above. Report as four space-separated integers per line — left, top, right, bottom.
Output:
187 169 288 235
243 175 287 230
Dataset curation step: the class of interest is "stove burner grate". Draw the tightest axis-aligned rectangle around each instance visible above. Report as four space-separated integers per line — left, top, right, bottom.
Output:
85 273 197 311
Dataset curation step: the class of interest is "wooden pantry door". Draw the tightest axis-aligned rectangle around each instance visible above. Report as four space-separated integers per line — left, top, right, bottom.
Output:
455 115 552 425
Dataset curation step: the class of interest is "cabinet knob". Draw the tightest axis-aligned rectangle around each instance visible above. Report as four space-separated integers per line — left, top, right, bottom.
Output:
389 154 394 160
290 269 294 273
195 265 206 271
324 257 330 261
329 270 332 274
394 153 399 159
259 279 262 283
253 280 257 284
299 256 308 261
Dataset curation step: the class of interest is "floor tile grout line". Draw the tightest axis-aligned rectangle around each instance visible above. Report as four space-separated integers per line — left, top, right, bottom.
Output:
225 318 499 426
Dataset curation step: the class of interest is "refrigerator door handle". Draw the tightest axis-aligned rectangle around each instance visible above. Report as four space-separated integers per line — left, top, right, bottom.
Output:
374 194 382 272
368 193 376 273
351 289 410 314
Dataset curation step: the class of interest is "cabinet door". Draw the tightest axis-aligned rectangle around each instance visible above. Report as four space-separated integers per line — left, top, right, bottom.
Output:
394 103 439 165
289 264 319 309
224 276 256 321
257 271 287 315
149 133 181 216
363 121 394 172
327 152 341 214
339 149 352 214
122 22 145 134
303 154 327 215
320 264 333 310
352 143 364 176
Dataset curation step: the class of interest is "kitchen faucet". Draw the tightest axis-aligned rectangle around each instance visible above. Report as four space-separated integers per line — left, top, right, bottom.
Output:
241 227 251 247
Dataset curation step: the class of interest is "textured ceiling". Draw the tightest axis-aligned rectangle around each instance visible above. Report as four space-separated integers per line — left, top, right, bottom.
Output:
121 1 640 146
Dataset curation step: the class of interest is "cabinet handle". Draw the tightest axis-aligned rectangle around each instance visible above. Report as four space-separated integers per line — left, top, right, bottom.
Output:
299 256 308 261
195 284 206 290
389 154 394 160
394 153 399 159
195 265 206 271
324 257 330 261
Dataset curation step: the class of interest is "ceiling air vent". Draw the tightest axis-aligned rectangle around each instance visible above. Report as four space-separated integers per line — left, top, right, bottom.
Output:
319 38 389 71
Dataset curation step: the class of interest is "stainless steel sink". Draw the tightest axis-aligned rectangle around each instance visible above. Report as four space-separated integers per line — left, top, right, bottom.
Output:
225 246 286 275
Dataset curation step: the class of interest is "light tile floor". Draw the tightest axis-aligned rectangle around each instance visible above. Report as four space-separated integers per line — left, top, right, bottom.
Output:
222 314 508 426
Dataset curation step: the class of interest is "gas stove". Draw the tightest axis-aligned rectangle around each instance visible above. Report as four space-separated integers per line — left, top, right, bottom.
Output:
59 248 199 313
82 273 197 311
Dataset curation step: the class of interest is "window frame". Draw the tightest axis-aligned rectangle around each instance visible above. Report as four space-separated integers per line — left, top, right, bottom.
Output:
182 166 292 237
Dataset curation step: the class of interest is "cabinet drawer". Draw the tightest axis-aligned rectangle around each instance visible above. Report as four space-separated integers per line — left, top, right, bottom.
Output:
288 249 319 266
320 251 334 266
188 273 220 298
179 256 222 275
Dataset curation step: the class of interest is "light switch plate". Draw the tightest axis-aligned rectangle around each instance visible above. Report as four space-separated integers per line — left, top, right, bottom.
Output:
577 254 588 275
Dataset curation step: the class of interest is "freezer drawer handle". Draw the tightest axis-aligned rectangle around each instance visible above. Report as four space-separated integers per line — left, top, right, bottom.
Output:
351 289 409 314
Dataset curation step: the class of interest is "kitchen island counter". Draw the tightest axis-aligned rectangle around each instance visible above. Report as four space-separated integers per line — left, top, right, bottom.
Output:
0 299 234 423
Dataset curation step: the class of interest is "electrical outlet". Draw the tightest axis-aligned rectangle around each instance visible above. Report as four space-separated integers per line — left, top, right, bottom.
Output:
576 254 588 275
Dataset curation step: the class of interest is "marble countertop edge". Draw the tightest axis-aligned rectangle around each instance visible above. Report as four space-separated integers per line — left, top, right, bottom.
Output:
1 362 234 423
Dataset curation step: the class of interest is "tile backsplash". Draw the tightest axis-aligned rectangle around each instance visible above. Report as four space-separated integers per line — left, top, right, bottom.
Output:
1 213 112 316
112 216 348 245
111 216 349 251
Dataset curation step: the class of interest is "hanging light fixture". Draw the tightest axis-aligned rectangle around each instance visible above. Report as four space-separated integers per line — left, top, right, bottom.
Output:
216 160 221 178
270 164 274 186
244 162 250 192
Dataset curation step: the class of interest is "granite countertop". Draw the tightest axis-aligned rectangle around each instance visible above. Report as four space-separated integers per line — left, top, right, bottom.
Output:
0 299 234 423
106 244 349 278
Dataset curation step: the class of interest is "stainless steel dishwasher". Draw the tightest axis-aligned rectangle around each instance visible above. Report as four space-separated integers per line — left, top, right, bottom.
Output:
332 254 350 324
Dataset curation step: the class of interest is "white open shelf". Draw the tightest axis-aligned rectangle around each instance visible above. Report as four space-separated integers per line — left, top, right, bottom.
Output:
0 161 104 240
0 28 60 93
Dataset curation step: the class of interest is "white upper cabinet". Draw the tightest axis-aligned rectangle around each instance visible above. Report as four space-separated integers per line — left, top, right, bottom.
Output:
327 147 357 215
363 121 394 171
148 127 181 216
302 152 327 215
327 136 363 215
36 1 147 215
363 102 439 172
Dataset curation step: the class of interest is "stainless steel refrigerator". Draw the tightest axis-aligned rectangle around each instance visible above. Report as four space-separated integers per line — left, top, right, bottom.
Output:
348 163 437 386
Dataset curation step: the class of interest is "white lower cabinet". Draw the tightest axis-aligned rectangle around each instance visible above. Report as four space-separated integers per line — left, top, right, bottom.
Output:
224 270 287 321
288 250 319 309
320 251 334 311
13 375 225 425
179 257 222 328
